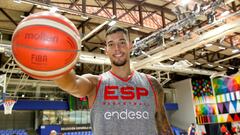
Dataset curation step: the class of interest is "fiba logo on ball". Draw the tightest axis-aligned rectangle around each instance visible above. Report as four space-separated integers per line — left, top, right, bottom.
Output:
11 11 81 80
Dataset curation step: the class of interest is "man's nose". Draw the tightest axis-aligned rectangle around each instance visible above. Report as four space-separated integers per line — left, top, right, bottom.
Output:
114 44 120 50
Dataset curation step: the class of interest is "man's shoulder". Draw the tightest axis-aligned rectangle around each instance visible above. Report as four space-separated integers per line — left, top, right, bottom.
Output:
82 73 100 79
81 74 101 85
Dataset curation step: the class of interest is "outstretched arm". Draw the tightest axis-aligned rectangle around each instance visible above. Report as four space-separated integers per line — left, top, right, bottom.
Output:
149 76 174 135
54 70 99 98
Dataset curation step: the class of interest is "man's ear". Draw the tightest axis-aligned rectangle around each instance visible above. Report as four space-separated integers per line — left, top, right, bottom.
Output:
104 46 108 55
128 41 133 49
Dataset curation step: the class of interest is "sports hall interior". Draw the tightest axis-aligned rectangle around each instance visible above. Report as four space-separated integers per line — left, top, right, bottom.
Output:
0 0 239 135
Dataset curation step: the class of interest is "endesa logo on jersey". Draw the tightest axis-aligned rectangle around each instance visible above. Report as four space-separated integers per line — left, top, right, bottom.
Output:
104 109 149 120
104 85 149 100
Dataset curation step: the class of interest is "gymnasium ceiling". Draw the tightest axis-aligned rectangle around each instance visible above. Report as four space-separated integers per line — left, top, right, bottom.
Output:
0 0 239 99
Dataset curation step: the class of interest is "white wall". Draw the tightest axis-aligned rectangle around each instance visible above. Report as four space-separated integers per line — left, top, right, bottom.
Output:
169 78 195 130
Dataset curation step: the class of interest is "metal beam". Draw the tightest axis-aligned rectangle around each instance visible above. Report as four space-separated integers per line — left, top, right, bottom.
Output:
68 0 80 9
24 5 36 16
116 0 139 23
133 20 240 69
94 0 112 17
84 24 106 42
0 8 17 26
134 11 157 25
112 0 117 16
144 64 216 76
141 6 161 28
214 53 240 64
81 20 109 42
138 5 143 26
121 0 174 15
0 42 218 76
161 10 166 28
94 0 112 15
117 1 145 20
82 0 86 13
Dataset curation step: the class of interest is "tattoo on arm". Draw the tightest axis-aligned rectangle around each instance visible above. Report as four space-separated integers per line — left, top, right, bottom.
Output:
150 77 174 135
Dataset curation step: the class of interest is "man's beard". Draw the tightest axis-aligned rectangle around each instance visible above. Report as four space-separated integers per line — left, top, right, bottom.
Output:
112 59 127 67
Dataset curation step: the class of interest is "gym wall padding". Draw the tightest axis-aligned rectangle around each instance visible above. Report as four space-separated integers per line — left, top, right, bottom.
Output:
0 99 176 111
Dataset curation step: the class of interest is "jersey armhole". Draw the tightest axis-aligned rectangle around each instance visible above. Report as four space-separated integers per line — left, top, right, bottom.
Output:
145 74 158 110
89 75 102 109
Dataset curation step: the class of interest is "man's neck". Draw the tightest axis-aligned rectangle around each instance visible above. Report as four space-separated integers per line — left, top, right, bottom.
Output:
110 64 132 80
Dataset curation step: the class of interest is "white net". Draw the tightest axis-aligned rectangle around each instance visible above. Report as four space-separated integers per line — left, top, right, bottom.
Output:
3 100 16 115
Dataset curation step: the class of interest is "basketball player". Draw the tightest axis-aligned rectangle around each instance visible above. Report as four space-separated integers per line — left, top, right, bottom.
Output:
55 26 173 135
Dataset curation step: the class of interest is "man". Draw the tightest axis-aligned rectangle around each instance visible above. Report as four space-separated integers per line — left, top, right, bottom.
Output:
55 26 173 135
188 123 196 135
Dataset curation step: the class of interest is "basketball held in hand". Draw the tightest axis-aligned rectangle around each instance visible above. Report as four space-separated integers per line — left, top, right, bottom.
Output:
12 11 80 80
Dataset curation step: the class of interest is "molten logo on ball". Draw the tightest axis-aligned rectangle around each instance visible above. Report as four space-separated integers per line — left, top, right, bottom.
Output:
25 32 58 43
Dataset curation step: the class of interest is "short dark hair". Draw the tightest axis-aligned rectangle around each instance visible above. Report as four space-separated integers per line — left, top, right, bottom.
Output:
105 26 129 39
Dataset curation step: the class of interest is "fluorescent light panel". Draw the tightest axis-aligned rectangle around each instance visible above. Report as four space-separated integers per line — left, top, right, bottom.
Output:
218 65 224 69
218 46 225 50
205 43 213 47
108 20 116 26
195 61 201 65
232 49 239 53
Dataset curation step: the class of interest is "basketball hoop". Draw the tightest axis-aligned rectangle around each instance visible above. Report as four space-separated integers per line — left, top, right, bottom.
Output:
3 99 16 115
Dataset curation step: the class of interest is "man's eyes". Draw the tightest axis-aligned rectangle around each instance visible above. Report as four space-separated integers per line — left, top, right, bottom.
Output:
120 41 126 44
107 41 127 48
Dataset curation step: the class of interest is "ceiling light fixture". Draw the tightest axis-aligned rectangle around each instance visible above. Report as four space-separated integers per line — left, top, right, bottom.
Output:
218 46 225 50
180 0 191 6
232 49 239 53
220 11 230 17
131 27 140 31
50 6 58 13
20 15 26 18
13 0 22 3
81 15 89 20
208 64 213 67
108 20 117 26
225 0 235 4
99 48 105 51
218 65 224 69
195 61 201 65
205 43 213 47
169 58 174 62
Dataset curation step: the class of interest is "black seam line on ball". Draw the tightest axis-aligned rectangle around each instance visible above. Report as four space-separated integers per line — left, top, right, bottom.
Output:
13 44 81 52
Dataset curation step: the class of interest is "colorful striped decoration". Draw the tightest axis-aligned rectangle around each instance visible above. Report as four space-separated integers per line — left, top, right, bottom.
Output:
196 115 218 124
194 74 240 124
212 74 240 95
195 104 218 116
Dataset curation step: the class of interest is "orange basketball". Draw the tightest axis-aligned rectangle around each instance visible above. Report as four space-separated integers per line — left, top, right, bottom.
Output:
12 11 80 80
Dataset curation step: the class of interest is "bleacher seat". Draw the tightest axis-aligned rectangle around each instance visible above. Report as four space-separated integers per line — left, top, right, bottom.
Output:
0 129 28 135
64 131 92 135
